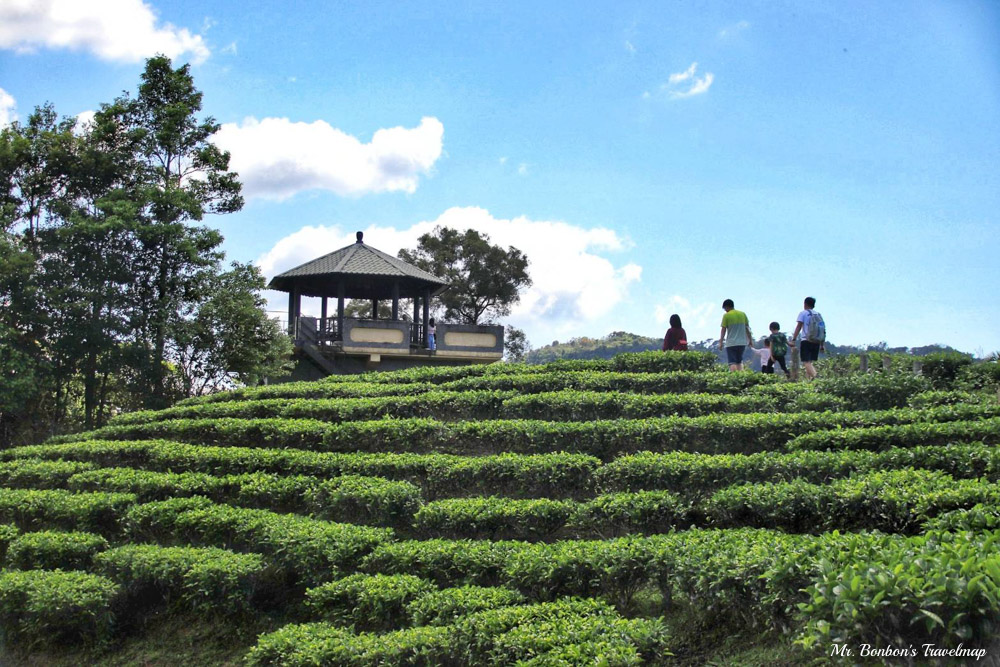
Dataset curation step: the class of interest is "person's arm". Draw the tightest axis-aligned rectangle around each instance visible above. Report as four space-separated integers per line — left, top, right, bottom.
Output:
791 321 803 343
719 326 726 350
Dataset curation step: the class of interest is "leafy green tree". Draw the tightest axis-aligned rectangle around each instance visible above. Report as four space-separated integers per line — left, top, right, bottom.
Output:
504 325 530 363
93 54 243 409
398 227 531 324
170 262 293 395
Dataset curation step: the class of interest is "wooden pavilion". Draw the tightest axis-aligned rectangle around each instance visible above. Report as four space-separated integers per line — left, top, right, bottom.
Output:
268 231 504 377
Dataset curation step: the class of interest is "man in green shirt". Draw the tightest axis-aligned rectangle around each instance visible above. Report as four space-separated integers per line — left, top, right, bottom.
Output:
718 299 752 371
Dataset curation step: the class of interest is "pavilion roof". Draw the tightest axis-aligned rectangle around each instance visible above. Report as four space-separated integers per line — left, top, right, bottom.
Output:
267 232 448 299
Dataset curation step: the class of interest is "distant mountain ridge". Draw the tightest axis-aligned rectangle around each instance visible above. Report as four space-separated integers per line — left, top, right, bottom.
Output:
524 331 966 365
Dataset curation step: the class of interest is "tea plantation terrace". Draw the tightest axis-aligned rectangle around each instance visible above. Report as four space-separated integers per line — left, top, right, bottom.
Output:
0 351 998 664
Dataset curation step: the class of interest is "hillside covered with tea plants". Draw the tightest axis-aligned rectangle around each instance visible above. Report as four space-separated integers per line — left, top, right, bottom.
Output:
0 351 998 665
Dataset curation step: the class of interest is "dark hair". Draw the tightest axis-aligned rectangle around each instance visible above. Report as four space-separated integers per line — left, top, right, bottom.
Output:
429 317 435 325
669 314 682 328
770 321 780 330
722 299 734 309
804 297 816 308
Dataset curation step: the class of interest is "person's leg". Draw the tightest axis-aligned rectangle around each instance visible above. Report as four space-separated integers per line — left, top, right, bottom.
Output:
775 355 788 375
726 345 745 371
800 342 818 379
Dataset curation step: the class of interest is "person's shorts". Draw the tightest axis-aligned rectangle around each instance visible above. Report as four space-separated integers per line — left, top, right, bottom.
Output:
800 340 820 362
726 345 746 365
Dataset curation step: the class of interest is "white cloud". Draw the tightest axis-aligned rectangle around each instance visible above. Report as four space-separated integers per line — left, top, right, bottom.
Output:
0 0 210 64
625 40 636 54
212 116 444 201
257 206 641 327
73 109 96 134
517 163 529 176
669 62 698 84
655 296 717 332
719 21 750 39
0 88 15 127
221 41 237 56
663 62 714 99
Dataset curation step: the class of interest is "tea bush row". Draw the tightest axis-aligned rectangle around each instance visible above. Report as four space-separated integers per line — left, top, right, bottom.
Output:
245 597 671 666
409 470 998 539
0 488 137 533
597 442 1000 494
361 527 1000 652
786 417 1000 452
54 403 1000 459
0 569 119 650
63 467 420 527
123 497 392 586
3 442 602 500
111 389 821 428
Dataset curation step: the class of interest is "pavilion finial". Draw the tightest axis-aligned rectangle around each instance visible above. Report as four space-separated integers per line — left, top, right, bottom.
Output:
356 231 364 244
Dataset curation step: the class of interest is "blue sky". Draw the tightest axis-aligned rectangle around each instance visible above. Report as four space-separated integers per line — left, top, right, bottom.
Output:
2 1 999 354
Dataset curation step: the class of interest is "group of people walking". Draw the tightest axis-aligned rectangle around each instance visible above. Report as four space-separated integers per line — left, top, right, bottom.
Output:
662 297 826 380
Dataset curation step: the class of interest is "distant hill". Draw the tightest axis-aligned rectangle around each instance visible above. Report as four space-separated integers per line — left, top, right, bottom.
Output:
524 331 967 366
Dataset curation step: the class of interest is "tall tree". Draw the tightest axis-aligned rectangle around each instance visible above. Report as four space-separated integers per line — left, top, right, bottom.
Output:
94 55 243 408
398 227 531 324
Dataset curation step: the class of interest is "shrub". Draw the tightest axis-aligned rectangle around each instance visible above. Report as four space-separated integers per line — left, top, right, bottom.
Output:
6 530 109 571
363 539 528 588
304 573 435 630
0 459 96 489
571 491 688 537
957 361 1000 391
611 350 718 373
0 524 18 562
0 488 136 533
0 569 119 650
921 351 974 389
95 544 268 614
414 496 574 540
245 622 455 666
812 373 930 410
305 475 423 527
794 530 1000 652
405 585 526 626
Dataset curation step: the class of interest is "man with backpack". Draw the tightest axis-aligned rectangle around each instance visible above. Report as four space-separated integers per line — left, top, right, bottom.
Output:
791 296 825 380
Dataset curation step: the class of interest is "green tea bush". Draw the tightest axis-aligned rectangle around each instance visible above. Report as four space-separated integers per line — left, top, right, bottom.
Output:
95 544 268 614
924 504 1000 532
304 573 435 630
0 523 17 562
405 585 526 626
423 452 600 500
920 351 974 389
6 530 109 571
448 597 670 665
414 496 574 541
957 360 1000 391
786 417 1000 452
596 443 1000 495
812 373 930 410
907 389 989 408
305 475 423 527
795 530 1000 652
123 498 392 586
363 539 529 588
0 488 136 533
502 538 656 610
244 622 454 666
0 569 119 650
571 491 688 537
702 469 999 533
0 459 96 489
610 350 717 373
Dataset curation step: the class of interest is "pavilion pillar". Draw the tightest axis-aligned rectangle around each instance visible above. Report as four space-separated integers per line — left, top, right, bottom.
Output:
422 289 430 347
287 290 296 337
337 281 345 341
391 282 400 321
413 297 420 345
371 299 378 320
321 297 328 334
